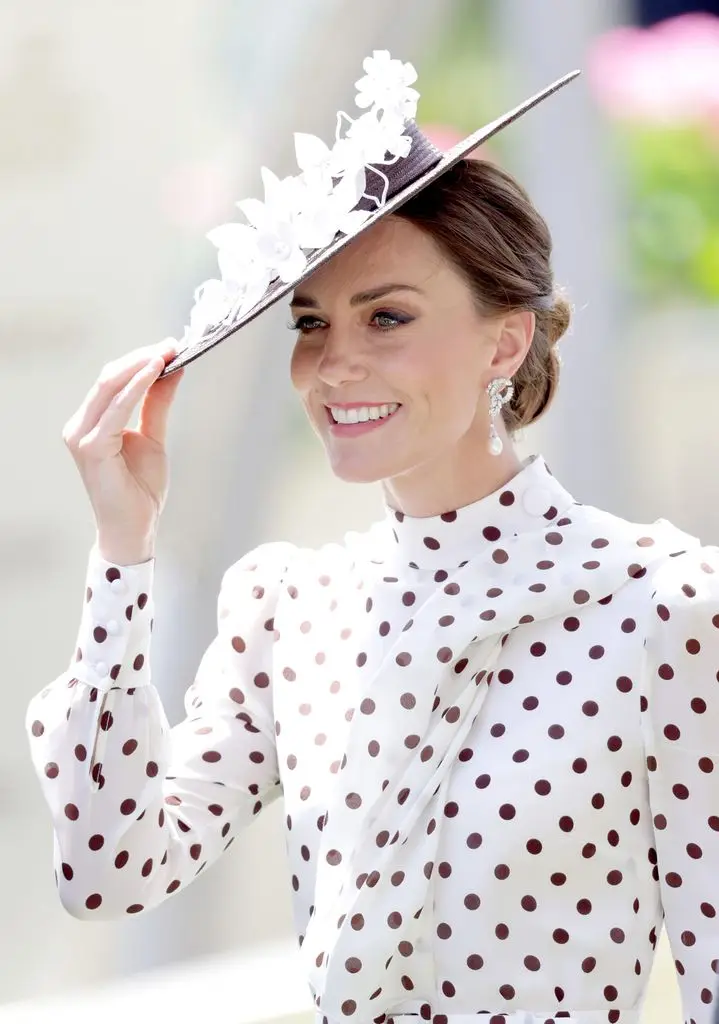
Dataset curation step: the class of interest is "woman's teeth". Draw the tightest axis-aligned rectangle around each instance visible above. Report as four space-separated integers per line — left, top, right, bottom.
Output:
329 403 400 424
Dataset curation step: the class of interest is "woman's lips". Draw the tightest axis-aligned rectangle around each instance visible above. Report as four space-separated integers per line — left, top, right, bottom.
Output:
326 405 402 438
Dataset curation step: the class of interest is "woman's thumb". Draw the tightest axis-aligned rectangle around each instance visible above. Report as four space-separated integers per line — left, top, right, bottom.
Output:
138 364 185 446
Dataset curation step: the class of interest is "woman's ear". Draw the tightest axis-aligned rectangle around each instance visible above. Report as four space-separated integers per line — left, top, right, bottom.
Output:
489 310 535 379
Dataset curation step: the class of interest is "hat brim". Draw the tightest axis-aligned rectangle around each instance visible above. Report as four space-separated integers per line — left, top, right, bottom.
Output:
159 69 580 379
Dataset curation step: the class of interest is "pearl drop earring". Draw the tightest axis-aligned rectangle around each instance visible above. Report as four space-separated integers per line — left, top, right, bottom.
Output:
486 377 514 456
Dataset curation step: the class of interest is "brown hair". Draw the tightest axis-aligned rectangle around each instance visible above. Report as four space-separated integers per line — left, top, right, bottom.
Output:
397 158 571 432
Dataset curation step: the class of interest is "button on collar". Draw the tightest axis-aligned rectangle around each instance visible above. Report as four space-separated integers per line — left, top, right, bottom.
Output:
522 484 554 517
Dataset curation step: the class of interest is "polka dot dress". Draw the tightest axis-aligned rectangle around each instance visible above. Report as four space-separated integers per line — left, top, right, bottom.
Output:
26 456 719 1024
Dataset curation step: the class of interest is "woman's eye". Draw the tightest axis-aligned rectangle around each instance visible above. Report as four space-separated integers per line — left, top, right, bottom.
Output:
289 311 412 333
372 311 410 330
289 316 325 333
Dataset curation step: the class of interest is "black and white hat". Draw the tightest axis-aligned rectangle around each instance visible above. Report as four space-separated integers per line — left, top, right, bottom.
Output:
160 51 580 379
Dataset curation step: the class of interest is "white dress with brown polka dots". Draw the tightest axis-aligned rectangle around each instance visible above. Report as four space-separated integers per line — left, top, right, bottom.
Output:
26 456 719 1024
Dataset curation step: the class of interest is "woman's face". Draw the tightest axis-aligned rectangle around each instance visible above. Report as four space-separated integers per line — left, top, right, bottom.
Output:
289 216 531 497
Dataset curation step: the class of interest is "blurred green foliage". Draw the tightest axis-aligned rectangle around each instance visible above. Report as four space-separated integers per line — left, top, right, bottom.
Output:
417 0 508 144
620 123 719 304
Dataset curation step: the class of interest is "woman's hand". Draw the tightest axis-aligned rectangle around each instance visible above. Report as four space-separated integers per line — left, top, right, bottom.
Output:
62 340 185 565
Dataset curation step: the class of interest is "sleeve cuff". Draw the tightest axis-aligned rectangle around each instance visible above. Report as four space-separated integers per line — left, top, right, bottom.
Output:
69 544 156 691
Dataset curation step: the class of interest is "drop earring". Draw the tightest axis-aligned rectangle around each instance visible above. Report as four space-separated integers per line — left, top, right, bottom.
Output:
486 377 514 456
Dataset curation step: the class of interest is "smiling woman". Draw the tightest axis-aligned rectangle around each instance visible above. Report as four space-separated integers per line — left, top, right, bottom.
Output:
287 159 571 513
25 48 719 1024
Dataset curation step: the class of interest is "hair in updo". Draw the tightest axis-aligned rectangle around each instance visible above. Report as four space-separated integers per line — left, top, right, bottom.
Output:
397 158 572 432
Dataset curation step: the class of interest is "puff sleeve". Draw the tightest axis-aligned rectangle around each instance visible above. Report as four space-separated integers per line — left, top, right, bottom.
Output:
642 545 719 1023
25 540 296 921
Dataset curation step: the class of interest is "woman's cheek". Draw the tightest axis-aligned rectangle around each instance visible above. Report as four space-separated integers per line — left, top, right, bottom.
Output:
289 342 315 393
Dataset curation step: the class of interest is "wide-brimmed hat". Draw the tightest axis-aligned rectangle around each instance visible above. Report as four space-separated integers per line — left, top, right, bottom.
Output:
159 52 580 379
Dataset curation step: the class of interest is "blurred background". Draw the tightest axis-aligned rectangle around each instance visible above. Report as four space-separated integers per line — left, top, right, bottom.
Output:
2 0 718 1020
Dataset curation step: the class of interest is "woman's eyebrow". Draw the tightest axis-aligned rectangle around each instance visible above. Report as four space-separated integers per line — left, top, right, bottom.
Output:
290 284 424 309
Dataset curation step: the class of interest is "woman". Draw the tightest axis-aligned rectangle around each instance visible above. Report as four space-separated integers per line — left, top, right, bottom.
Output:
26 51 719 1024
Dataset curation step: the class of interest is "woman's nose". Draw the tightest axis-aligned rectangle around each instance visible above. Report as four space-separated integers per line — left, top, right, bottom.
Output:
315 332 368 386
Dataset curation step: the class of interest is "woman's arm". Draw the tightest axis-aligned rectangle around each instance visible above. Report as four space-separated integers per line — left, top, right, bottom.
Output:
643 547 719 1024
26 539 296 920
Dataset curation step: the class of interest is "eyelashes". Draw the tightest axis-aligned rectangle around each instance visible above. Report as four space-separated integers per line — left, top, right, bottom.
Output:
288 311 414 333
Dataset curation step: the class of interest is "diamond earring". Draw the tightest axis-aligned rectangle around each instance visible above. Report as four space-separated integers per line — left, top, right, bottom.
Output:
487 377 514 456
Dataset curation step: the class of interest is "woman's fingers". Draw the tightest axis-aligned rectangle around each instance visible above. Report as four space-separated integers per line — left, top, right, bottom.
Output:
63 341 178 450
79 357 168 457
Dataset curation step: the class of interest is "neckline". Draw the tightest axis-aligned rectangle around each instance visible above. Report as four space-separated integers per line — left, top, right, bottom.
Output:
381 454 576 570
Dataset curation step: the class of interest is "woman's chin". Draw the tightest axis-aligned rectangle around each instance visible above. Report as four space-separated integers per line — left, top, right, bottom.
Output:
325 449 404 485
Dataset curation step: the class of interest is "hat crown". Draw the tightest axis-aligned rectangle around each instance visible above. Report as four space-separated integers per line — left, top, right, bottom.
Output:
360 120 443 209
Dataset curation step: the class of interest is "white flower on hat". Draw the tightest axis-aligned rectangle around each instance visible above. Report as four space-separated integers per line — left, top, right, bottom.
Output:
175 50 420 350
293 166 371 249
205 221 271 318
355 49 419 120
294 132 345 193
236 167 308 283
344 109 412 165
187 278 241 337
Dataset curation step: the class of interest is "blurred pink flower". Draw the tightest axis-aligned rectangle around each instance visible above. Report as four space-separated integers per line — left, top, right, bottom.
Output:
588 13 719 124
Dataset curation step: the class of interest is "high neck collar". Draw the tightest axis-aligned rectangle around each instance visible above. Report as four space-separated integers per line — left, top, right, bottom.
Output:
382 454 575 570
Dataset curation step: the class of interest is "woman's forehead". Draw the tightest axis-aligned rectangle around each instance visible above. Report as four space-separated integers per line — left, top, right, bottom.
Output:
295 218 447 301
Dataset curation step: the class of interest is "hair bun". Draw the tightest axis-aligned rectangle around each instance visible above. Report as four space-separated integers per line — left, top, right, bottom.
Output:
546 293 572 346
